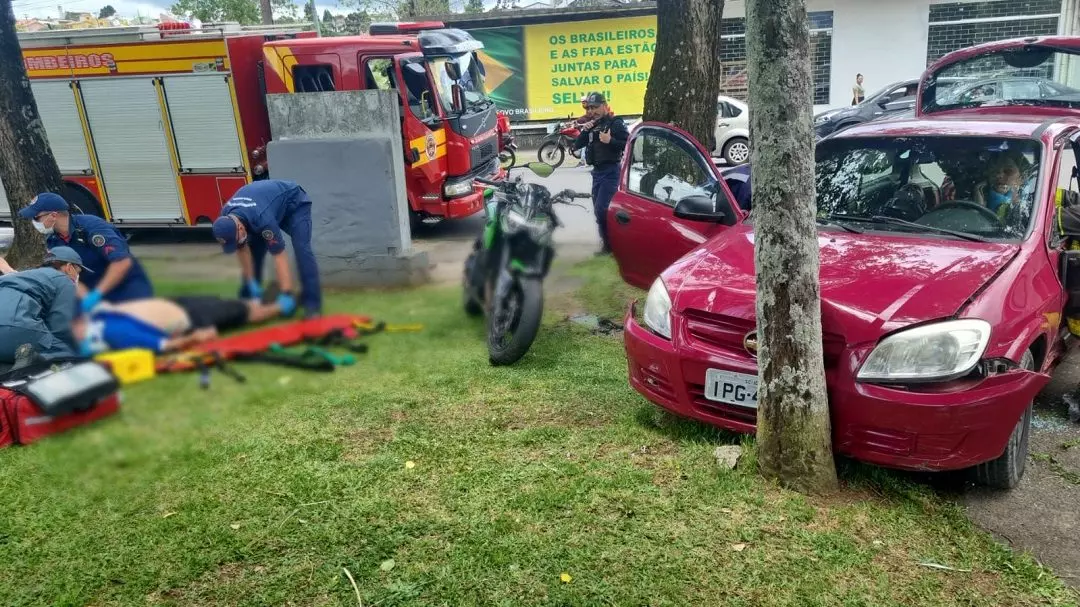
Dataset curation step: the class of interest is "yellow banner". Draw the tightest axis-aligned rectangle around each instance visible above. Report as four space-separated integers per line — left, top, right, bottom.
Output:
523 16 656 121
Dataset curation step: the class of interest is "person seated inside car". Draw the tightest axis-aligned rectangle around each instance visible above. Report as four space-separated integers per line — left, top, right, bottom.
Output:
973 154 1026 217
72 290 285 355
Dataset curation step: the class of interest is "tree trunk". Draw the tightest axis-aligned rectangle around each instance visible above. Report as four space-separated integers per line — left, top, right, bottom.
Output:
642 0 724 153
260 0 274 24
0 0 59 269
746 0 838 494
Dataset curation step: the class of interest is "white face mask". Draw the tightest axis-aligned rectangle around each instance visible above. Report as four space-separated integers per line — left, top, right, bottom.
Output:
32 220 53 235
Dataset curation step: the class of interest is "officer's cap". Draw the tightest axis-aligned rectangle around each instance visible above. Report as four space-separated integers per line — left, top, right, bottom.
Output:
212 215 241 254
18 192 69 219
42 246 93 273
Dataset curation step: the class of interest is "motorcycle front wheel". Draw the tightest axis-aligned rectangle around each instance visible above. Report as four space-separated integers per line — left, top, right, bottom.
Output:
487 277 544 366
537 141 566 169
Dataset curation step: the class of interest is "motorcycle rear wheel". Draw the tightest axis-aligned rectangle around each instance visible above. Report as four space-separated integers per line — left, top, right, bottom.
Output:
488 277 544 366
537 142 565 169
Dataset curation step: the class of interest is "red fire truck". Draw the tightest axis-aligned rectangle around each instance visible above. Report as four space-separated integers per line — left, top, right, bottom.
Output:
0 21 501 230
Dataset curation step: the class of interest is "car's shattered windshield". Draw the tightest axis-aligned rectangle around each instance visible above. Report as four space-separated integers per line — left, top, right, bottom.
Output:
922 45 1080 113
814 136 1041 242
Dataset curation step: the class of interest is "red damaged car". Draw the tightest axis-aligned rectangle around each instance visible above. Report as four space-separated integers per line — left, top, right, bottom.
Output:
610 37 1080 489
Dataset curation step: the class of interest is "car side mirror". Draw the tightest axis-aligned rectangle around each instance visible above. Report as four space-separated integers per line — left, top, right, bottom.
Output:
674 194 730 224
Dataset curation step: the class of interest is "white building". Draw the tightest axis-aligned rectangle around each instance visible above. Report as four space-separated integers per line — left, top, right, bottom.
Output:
716 0 1080 112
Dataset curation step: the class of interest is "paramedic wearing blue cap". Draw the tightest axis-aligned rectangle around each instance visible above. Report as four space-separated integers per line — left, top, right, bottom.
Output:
0 246 88 364
211 179 319 318
19 192 153 312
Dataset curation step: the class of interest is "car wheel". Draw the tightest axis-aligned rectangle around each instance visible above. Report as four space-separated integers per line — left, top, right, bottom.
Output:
722 137 750 165
972 349 1034 490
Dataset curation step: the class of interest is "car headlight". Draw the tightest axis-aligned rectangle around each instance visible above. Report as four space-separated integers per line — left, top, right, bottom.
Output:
643 278 672 339
444 179 473 198
814 113 834 125
857 319 992 383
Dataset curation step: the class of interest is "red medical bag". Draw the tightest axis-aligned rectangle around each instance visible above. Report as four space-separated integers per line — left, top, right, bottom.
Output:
0 360 121 448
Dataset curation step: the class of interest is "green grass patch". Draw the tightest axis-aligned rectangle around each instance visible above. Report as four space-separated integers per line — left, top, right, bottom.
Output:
0 261 1076 606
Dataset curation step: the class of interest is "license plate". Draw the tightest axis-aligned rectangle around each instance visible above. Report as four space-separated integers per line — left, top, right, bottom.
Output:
704 369 759 409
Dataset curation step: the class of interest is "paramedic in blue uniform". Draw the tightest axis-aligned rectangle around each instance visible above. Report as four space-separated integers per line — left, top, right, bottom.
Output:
0 246 89 364
210 179 319 318
18 192 153 312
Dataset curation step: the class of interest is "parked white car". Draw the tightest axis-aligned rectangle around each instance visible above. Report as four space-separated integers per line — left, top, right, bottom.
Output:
715 95 749 165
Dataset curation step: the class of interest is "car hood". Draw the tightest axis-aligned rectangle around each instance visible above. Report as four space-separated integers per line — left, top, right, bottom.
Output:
669 226 1020 345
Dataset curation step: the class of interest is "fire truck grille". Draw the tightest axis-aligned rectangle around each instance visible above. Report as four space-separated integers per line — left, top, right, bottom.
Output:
471 138 498 170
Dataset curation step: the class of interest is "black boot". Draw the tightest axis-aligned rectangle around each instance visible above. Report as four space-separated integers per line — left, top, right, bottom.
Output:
12 344 41 371
1063 389 1080 423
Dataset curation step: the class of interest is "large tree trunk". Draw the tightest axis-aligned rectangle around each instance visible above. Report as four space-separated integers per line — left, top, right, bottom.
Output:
260 0 274 24
746 0 838 494
0 0 59 269
642 0 724 152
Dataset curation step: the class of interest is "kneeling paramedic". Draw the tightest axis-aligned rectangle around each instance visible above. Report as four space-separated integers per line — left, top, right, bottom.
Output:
211 180 320 318
0 247 89 364
75 293 285 355
574 92 629 255
19 192 153 312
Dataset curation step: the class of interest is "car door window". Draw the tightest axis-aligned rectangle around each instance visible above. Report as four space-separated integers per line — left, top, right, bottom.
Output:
727 103 744 118
1003 79 1041 100
627 130 718 207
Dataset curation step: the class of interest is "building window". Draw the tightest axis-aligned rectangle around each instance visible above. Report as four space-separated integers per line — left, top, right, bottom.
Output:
927 0 1063 66
718 11 833 105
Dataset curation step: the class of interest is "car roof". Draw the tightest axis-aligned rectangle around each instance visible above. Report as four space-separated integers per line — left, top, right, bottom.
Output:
830 112 1080 140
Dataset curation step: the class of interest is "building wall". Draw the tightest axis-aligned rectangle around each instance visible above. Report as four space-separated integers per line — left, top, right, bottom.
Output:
724 0 1068 112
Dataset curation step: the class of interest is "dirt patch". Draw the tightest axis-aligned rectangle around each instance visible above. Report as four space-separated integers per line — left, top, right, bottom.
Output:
963 355 1080 588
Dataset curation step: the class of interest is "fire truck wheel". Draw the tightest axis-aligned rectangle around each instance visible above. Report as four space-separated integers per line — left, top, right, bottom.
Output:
61 182 104 218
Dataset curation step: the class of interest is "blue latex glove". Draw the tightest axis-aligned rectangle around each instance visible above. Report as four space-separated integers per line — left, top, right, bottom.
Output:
277 293 297 316
245 278 263 300
80 289 103 314
78 337 94 357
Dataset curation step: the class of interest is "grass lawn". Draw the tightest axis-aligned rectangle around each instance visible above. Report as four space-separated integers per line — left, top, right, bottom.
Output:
0 257 1077 606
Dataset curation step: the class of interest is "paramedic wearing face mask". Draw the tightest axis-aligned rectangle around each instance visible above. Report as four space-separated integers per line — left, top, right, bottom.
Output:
0 246 88 364
18 193 153 312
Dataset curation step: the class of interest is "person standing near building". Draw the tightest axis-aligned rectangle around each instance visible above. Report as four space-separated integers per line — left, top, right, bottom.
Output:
574 92 629 256
852 73 866 105
18 192 153 312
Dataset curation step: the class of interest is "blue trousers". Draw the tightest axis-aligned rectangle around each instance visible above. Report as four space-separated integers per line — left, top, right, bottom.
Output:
591 165 619 251
244 203 322 313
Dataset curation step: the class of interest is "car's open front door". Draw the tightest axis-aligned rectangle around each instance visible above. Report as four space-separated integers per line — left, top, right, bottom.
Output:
608 122 745 289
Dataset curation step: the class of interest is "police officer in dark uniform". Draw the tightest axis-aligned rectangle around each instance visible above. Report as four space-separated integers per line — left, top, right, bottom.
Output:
18 192 153 313
210 179 319 318
573 92 629 255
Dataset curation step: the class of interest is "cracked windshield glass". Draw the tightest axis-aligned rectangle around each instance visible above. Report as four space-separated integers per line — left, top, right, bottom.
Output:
814 137 1040 241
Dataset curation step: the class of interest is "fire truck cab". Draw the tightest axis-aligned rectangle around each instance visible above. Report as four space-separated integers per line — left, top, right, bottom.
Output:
261 22 502 228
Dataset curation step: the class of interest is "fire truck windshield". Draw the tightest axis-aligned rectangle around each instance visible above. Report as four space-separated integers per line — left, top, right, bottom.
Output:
430 52 491 114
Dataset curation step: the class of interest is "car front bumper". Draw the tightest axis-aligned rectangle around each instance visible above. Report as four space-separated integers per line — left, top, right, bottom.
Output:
623 303 1049 472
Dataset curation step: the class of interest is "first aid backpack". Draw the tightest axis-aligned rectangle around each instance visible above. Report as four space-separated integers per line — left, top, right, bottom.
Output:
0 359 120 448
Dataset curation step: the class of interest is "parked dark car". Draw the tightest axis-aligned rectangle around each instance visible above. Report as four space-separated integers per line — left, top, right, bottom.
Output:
814 79 921 138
